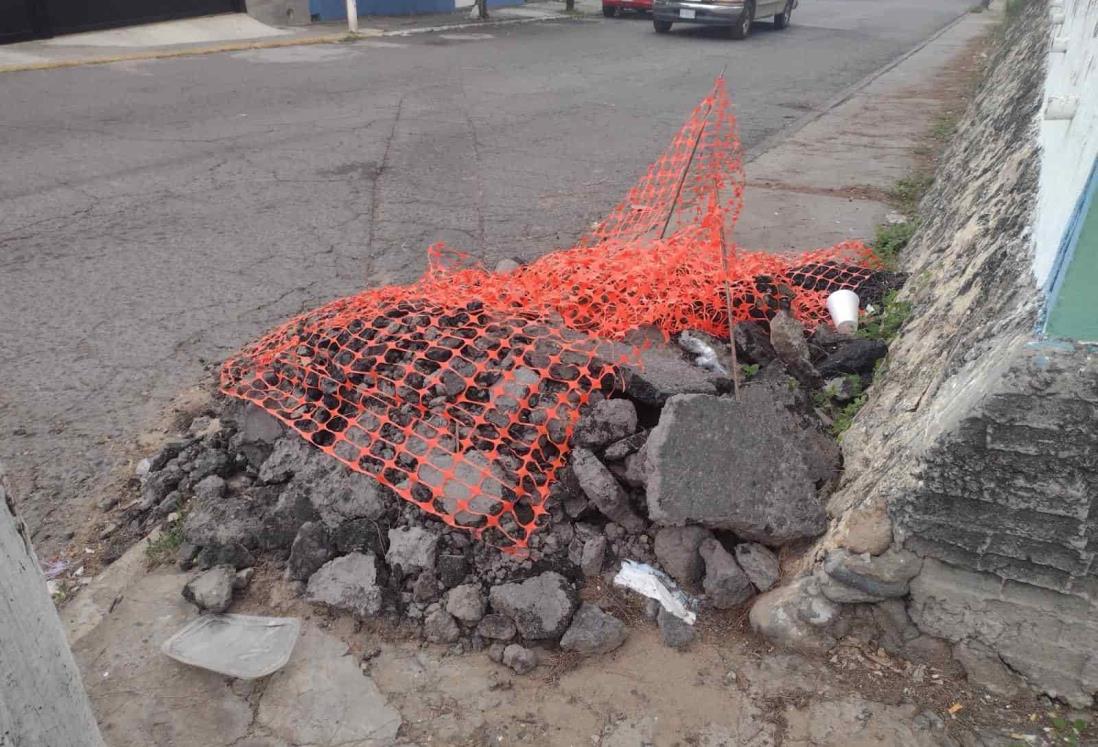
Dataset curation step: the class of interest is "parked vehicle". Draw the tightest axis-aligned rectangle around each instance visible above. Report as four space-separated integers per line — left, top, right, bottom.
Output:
652 0 795 38
603 0 652 16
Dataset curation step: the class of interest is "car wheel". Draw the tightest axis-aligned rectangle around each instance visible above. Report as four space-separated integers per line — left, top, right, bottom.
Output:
729 0 753 38
773 0 791 28
653 19 672 32
602 4 618 15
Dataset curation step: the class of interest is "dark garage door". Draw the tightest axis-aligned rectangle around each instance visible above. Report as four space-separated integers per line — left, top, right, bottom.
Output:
2 0 242 42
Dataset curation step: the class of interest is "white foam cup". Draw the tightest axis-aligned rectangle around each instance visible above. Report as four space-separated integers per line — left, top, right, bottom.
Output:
826 289 860 335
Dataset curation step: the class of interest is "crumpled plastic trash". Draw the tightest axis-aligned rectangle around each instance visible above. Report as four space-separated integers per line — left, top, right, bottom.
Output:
678 331 729 376
613 560 698 625
162 614 301 679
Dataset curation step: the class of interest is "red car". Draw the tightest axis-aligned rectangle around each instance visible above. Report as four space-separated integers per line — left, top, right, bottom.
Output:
602 0 652 16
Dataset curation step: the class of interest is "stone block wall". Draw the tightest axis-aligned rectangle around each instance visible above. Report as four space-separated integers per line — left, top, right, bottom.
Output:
796 0 1098 706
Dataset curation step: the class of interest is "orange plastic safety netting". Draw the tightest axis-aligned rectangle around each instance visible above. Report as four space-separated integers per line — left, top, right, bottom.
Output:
221 77 879 550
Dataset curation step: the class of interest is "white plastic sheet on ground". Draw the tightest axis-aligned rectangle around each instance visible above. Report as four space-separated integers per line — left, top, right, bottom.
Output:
613 560 698 625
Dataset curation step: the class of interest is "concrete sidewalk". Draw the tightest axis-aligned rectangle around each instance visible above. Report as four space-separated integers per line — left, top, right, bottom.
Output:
0 0 591 73
736 7 998 252
57 7 1019 747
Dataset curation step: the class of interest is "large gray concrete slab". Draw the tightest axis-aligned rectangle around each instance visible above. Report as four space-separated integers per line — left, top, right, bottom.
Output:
0 0 972 551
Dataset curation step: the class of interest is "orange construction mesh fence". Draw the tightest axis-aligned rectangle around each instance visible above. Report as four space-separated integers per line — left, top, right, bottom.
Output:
221 77 879 550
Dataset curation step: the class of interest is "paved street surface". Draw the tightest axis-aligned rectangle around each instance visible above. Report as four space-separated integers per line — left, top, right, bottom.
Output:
0 0 971 548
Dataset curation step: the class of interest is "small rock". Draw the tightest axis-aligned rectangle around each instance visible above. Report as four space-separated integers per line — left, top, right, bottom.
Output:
699 539 753 609
488 571 578 639
436 553 469 588
476 614 517 641
177 541 199 571
188 416 222 439
195 543 255 571
833 502 893 556
306 552 383 618
502 644 538 675
560 603 627 656
258 437 316 484
817 338 889 378
769 311 819 386
573 399 638 450
386 526 438 574
412 570 441 603
653 526 712 587
287 522 332 582
494 257 523 274
487 642 507 663
569 448 646 533
424 609 461 644
748 576 840 654
445 584 487 624
734 543 780 592
182 565 235 613
233 567 255 590
657 606 695 650
823 548 922 599
580 536 608 577
815 566 884 603
186 449 231 483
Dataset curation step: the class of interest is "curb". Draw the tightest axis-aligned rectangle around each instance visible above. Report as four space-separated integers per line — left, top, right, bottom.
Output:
0 11 580 74
745 7 987 163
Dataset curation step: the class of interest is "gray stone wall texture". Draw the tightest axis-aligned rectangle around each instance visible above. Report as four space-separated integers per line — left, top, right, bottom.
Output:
817 0 1098 706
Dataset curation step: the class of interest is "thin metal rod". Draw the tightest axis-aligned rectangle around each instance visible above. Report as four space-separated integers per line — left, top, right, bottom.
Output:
658 91 717 241
715 177 741 401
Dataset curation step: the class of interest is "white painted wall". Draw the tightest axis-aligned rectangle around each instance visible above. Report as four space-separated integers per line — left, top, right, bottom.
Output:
1032 0 1098 288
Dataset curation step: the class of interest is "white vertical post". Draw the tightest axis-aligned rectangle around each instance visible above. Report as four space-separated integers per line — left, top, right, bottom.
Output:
345 0 359 33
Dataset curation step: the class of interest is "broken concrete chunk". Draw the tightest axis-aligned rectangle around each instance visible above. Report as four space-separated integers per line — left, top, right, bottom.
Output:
192 475 225 503
569 448 647 533
699 539 754 609
306 552 383 618
488 571 578 640
240 404 285 445
823 548 921 599
183 492 264 552
622 346 719 406
817 338 888 378
748 576 840 654
436 553 469 589
445 584 487 624
657 606 695 650
476 614 517 641
602 430 649 462
645 394 827 545
182 565 235 613
559 603 627 656
653 526 712 587
734 543 781 592
502 644 538 675
258 437 317 485
386 526 439 574
573 399 638 450
734 322 777 366
287 522 332 582
423 609 461 644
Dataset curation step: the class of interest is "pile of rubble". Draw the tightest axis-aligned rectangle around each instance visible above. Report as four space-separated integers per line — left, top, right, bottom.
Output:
124 309 892 673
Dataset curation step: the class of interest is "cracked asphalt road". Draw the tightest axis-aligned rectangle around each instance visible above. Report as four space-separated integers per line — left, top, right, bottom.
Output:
0 0 971 550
